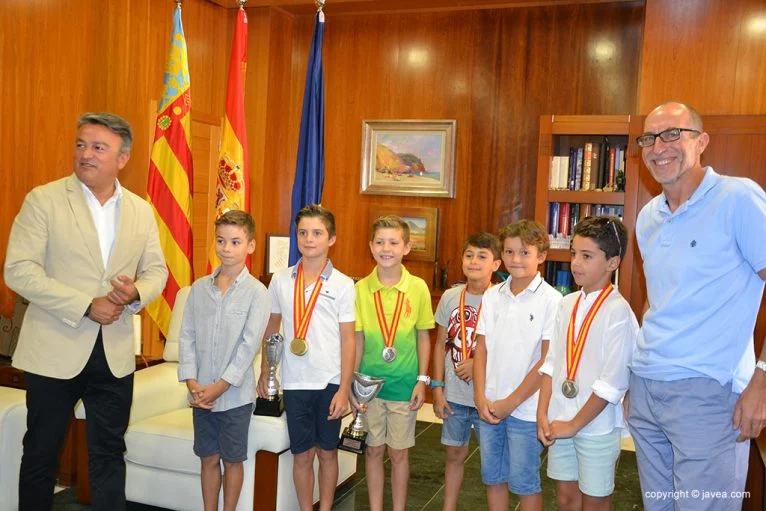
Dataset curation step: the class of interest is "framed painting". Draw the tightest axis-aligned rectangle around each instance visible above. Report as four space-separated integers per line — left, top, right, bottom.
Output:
265 234 290 275
360 120 456 198
368 205 438 262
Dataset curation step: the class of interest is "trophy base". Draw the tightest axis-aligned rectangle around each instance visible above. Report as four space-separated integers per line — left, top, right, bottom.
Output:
253 395 284 417
338 428 367 454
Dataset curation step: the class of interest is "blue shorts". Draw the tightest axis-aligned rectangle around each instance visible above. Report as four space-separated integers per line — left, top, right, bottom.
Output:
284 384 342 454
546 430 622 497
441 401 481 447
193 403 253 463
479 415 542 495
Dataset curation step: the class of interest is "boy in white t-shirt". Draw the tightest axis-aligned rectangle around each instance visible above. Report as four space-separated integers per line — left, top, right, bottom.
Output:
256 204 356 511
432 232 501 510
537 215 637 511
473 220 562 511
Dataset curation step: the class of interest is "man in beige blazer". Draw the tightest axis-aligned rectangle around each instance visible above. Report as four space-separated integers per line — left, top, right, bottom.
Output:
4 112 168 510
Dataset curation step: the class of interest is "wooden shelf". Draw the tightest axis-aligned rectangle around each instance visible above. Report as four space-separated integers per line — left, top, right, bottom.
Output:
549 115 631 135
546 190 624 205
546 249 571 262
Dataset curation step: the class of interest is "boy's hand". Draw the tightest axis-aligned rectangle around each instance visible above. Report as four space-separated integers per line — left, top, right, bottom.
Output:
491 396 516 421
432 388 454 419
256 372 269 399
328 389 349 420
548 420 578 440
454 359 474 382
186 380 214 409
537 415 554 447
476 397 500 424
409 381 426 411
197 380 229 407
349 394 367 414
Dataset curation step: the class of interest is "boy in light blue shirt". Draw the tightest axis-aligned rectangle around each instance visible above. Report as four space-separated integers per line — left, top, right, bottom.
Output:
178 210 270 511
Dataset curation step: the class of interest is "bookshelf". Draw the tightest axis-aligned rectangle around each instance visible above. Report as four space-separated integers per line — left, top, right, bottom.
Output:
535 115 639 305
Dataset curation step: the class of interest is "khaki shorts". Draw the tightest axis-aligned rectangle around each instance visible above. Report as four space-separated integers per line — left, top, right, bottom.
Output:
363 398 416 449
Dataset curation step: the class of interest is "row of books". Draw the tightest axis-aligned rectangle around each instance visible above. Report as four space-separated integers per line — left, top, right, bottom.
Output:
548 202 624 239
548 141 627 192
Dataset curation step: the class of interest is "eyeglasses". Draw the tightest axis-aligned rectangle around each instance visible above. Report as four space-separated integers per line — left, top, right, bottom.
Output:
636 127 701 148
608 219 622 258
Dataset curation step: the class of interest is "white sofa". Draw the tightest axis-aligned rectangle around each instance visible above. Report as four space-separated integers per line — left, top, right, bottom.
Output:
75 286 357 510
0 386 26 511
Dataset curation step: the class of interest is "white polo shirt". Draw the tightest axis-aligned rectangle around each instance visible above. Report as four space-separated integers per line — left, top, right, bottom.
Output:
476 272 562 421
540 288 638 436
268 259 356 390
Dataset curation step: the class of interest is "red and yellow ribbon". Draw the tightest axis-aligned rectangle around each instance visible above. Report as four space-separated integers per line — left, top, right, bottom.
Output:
374 291 405 350
292 262 327 340
565 284 613 381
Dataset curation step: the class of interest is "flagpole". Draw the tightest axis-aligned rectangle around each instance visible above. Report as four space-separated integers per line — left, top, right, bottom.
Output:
238 0 246 9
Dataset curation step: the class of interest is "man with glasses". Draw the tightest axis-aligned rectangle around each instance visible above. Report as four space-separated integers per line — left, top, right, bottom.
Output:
629 101 766 510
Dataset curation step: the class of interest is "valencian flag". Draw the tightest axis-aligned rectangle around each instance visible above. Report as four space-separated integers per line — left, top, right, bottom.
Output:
145 3 194 338
289 7 325 265
208 4 249 271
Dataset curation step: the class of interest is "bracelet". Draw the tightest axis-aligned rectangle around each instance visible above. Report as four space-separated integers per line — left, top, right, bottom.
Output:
430 380 445 389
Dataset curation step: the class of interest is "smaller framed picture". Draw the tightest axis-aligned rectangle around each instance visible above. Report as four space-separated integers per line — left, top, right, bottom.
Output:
368 205 438 262
265 234 290 275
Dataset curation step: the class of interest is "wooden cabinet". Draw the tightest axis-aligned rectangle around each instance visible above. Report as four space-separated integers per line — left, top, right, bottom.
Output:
534 115 641 315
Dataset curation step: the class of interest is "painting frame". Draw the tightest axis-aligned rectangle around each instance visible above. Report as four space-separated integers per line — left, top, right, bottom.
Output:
368 205 439 262
265 234 290 275
360 120 456 198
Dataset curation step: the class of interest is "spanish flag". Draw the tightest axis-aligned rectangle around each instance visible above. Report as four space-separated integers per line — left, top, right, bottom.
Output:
145 4 194 338
208 5 249 271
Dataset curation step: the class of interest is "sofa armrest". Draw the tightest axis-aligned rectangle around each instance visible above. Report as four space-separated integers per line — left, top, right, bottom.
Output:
74 362 189 424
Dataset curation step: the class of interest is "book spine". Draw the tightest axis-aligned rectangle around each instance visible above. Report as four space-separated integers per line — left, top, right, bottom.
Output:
574 147 584 190
582 143 593 191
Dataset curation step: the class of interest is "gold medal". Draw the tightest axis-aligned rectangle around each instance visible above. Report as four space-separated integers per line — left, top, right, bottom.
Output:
290 337 308 356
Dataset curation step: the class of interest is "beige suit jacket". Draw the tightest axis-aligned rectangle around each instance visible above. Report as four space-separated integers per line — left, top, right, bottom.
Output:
4 173 168 378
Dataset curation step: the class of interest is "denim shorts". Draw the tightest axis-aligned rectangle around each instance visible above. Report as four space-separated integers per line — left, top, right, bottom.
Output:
441 401 481 447
547 429 622 497
479 415 542 495
192 402 253 462
283 384 342 454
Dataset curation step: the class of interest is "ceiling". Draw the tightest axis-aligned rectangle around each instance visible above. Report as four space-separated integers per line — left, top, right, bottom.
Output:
208 0 636 15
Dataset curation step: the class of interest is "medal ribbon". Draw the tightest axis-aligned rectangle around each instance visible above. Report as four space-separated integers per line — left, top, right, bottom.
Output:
292 261 327 340
458 284 491 363
374 290 405 349
565 284 613 381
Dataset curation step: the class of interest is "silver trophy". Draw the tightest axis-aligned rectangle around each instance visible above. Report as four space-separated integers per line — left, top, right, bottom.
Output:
338 372 385 454
254 333 285 416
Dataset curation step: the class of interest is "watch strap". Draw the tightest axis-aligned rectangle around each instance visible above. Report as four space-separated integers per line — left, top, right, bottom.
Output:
756 360 766 373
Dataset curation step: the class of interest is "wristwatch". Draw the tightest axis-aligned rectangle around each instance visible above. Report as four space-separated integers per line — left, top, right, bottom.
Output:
430 379 445 389
756 360 766 374
416 374 431 386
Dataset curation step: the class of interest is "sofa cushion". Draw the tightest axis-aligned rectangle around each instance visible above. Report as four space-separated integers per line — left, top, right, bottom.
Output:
125 407 292 476
126 408 199 475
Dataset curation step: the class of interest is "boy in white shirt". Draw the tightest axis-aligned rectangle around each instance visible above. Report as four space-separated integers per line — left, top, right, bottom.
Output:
256 204 356 511
537 215 638 511
473 220 562 511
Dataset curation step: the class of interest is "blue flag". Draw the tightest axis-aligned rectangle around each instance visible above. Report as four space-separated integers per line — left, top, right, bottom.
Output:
289 12 325 265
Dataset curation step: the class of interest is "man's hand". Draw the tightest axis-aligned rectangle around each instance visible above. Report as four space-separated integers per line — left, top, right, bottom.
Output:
328 389 349 420
455 359 474 382
733 369 766 441
409 381 426 411
108 275 139 305
88 296 125 325
432 388 454 420
548 420 578 440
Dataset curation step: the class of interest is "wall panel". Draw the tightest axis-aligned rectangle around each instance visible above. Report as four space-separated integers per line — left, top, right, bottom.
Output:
268 3 643 284
0 0 230 316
